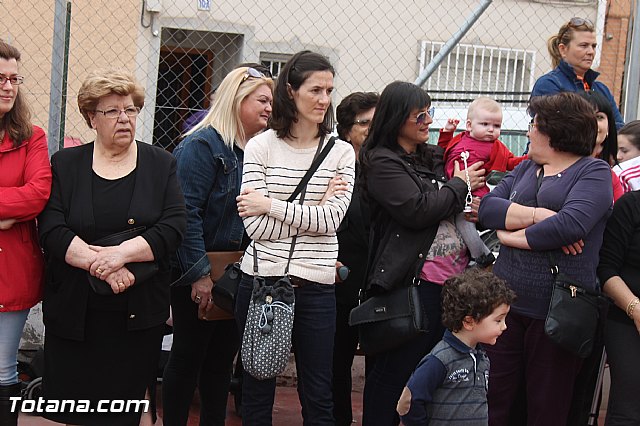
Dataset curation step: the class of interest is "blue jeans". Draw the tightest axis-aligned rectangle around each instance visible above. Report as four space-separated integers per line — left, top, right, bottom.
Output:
362 281 445 426
235 274 336 426
0 310 29 385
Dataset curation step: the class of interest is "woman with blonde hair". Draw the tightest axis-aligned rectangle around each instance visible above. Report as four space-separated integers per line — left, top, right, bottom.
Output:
0 39 51 426
531 17 623 129
163 66 273 425
39 68 186 425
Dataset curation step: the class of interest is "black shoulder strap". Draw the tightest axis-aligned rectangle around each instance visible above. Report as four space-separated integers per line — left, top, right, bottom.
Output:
253 136 336 276
286 136 336 203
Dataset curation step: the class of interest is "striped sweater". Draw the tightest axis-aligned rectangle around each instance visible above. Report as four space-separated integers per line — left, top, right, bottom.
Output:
240 129 355 284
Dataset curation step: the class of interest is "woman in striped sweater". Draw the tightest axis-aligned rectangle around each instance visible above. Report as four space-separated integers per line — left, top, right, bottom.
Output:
235 50 355 425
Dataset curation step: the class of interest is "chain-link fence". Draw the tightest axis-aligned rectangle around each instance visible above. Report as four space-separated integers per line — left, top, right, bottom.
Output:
1 0 636 158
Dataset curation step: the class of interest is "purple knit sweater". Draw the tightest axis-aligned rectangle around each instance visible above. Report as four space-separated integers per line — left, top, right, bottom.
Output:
478 158 612 319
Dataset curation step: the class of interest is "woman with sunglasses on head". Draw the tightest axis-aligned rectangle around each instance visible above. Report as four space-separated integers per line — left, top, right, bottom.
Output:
235 50 355 425
478 92 612 425
0 40 51 426
38 68 186 426
163 66 273 426
333 91 378 426
359 81 485 425
531 17 624 129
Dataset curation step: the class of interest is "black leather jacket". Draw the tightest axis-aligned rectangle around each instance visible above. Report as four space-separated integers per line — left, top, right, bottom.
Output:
364 145 468 292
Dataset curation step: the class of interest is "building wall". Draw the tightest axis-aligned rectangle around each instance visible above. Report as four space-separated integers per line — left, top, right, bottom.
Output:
2 0 633 145
600 0 631 106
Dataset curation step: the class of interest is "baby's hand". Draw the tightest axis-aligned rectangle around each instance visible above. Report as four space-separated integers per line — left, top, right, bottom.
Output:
443 118 460 132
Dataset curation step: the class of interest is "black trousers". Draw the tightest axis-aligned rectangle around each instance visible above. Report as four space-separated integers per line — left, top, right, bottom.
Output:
604 317 640 425
332 302 360 426
162 285 239 426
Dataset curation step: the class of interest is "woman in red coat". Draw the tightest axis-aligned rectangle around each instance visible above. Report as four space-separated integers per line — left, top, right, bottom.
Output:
0 40 51 425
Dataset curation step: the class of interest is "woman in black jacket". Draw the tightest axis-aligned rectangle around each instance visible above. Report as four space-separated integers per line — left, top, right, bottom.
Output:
333 91 378 426
359 81 484 425
38 69 186 426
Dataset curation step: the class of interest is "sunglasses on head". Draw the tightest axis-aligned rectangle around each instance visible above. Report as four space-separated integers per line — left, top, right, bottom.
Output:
560 17 595 39
415 107 435 125
241 67 267 83
568 17 594 28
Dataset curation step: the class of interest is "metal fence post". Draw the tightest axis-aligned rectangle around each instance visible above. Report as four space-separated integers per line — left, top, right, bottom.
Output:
414 0 492 87
47 0 69 157
624 0 640 121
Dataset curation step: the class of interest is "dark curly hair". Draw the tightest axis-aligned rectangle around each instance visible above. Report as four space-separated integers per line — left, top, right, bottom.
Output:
527 92 596 157
442 269 516 332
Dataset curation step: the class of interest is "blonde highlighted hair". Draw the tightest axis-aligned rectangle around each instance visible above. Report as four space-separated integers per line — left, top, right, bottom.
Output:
185 67 274 149
467 96 502 120
77 68 145 129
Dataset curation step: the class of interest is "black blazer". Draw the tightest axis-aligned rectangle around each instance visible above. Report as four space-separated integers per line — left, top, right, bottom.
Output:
38 142 186 341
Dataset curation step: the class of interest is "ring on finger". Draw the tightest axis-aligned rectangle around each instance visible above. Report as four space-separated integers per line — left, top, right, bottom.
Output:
194 295 202 303
96 268 103 274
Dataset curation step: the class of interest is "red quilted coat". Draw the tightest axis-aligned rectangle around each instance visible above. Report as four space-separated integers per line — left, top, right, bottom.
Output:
0 125 52 312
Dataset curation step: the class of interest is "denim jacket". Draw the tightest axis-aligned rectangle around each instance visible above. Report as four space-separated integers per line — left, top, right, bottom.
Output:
172 126 246 287
531 60 624 129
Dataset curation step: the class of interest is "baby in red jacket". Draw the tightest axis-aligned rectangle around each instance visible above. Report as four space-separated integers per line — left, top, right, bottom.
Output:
439 97 526 268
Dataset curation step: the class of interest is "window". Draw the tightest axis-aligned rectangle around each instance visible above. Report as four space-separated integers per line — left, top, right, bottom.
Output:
259 52 292 78
419 41 536 107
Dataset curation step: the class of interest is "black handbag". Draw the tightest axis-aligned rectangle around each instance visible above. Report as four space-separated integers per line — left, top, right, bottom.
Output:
544 258 604 358
211 261 243 314
86 227 159 296
533 167 608 358
349 284 426 355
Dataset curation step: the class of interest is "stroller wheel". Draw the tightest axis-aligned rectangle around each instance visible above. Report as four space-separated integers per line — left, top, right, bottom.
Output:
24 377 43 400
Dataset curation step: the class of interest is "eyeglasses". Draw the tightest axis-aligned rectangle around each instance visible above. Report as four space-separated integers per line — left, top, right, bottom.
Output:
528 122 537 133
0 75 24 86
241 67 266 84
354 118 372 127
94 107 141 119
415 107 435 125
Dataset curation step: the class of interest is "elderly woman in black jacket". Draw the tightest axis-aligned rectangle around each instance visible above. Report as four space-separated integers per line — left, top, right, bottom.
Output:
38 69 186 426
359 81 485 425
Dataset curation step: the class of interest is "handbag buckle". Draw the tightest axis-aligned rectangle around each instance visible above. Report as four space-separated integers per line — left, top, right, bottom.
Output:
570 285 577 298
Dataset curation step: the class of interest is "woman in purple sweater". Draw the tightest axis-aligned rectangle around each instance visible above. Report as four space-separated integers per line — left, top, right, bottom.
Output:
478 92 612 425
